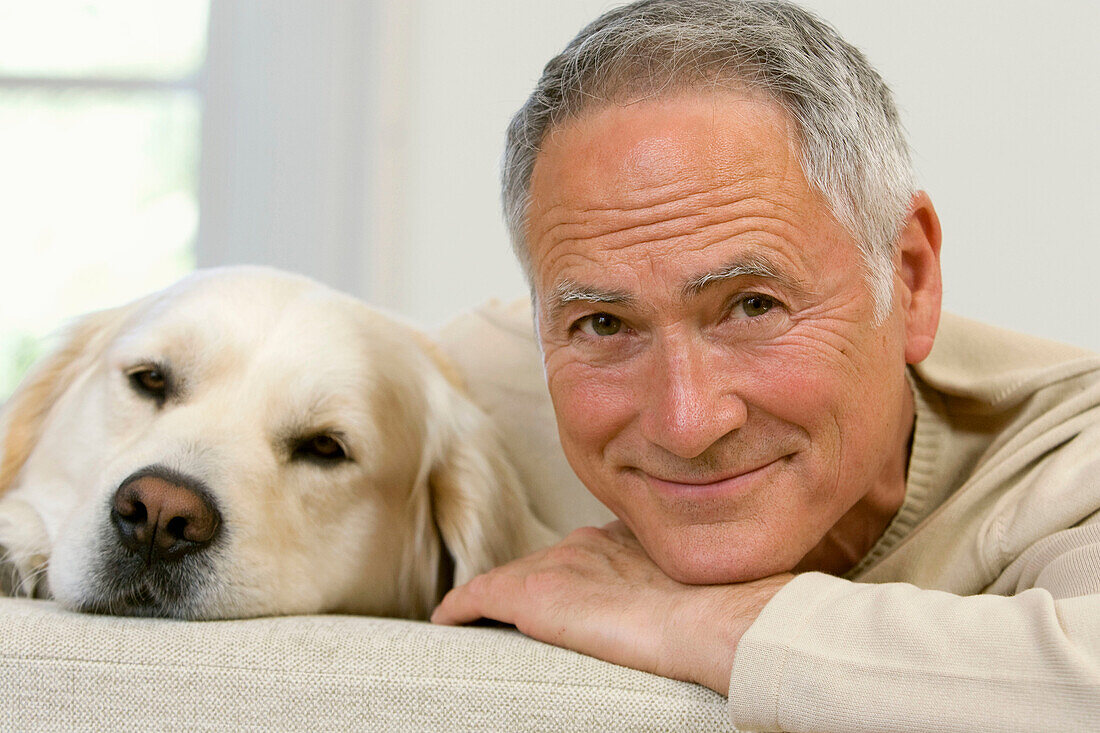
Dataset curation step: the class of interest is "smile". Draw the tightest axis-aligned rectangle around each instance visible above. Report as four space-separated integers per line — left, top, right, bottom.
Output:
637 457 787 500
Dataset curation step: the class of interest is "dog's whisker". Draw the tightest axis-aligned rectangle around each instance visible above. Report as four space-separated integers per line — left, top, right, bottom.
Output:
18 565 47 597
0 546 47 598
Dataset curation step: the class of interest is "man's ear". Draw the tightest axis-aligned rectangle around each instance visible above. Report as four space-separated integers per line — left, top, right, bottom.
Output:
895 190 943 364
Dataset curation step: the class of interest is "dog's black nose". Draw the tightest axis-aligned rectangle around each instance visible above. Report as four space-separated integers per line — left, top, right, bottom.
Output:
111 472 220 562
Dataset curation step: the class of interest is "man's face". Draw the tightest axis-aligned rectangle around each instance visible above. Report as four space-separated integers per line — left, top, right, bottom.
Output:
528 91 920 584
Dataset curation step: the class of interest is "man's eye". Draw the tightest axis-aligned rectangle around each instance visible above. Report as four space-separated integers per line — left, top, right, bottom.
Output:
733 295 777 319
577 313 623 337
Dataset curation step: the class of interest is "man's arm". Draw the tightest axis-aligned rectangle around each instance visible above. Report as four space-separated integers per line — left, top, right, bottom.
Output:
728 571 1100 732
726 516 1100 732
433 519 1100 733
430 521 791 694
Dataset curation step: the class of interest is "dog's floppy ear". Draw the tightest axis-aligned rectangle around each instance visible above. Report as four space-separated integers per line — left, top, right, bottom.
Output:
400 360 557 616
427 386 558 585
0 305 134 497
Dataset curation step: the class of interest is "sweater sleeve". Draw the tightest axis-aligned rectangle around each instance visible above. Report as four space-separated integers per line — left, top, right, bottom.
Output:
726 535 1100 732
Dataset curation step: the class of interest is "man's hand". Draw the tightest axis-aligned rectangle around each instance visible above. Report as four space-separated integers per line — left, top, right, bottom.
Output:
430 521 792 695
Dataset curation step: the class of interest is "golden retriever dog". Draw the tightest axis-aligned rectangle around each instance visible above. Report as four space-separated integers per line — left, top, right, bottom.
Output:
0 267 556 620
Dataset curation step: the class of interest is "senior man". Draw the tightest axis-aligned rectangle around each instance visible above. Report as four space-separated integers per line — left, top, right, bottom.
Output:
432 1 1100 729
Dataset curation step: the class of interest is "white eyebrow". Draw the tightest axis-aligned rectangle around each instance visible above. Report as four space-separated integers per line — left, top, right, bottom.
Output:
554 280 634 305
682 255 810 298
547 279 636 322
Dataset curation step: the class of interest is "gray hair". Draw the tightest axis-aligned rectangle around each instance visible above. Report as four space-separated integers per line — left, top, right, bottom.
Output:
502 0 915 320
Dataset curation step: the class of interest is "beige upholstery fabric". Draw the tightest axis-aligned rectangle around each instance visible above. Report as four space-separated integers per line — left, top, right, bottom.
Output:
0 597 733 730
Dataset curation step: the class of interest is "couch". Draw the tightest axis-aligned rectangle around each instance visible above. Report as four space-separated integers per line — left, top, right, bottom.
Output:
0 299 737 731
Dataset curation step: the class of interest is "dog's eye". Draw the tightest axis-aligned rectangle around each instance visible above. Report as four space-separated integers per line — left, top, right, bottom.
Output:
292 434 350 464
127 366 169 403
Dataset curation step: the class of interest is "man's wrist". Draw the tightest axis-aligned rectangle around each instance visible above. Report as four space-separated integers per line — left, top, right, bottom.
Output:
667 574 794 695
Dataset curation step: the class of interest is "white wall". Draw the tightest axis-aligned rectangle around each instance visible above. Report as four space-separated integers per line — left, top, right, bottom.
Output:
198 1 374 295
380 0 1100 352
371 1 623 326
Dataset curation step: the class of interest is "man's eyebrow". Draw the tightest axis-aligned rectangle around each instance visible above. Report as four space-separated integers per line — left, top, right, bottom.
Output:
547 279 637 322
681 254 811 298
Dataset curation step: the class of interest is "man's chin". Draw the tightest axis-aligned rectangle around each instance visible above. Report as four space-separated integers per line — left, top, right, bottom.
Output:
636 521 802 585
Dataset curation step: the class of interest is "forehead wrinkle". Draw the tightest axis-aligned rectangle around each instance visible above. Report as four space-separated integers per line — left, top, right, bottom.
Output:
534 177 808 269
537 203 710 262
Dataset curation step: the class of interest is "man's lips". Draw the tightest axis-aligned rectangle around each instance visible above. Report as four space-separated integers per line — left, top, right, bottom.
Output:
634 456 788 498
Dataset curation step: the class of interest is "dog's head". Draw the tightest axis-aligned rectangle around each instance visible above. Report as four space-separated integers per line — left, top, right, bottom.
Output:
0 267 555 619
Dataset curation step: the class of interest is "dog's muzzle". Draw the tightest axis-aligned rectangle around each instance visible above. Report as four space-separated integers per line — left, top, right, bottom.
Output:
67 466 225 618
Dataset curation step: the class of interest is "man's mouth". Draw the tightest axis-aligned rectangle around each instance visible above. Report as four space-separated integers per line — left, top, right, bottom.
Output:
635 456 789 499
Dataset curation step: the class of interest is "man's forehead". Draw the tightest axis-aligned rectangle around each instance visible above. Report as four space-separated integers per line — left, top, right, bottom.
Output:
525 93 815 270
530 91 800 213
526 90 857 323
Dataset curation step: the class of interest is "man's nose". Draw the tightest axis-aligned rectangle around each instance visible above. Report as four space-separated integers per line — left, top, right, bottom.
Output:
638 337 748 459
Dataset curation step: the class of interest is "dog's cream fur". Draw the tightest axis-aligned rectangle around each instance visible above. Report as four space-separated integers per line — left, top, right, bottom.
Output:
0 267 556 619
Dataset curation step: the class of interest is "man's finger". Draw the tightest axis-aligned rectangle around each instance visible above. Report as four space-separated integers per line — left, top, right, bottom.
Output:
431 572 515 626
428 588 469 626
430 584 487 626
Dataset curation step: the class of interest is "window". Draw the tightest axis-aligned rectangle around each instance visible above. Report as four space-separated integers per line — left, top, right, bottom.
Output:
0 1 209 399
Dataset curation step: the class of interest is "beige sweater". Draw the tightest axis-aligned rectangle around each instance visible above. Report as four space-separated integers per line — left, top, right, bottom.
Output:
728 313 1100 732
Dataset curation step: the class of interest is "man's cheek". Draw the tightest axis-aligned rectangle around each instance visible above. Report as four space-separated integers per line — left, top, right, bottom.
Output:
548 363 637 452
733 349 843 423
